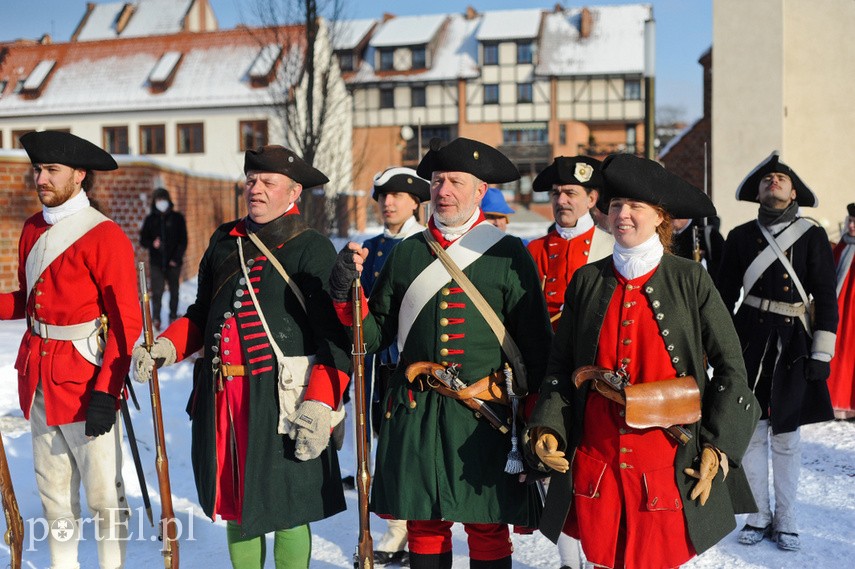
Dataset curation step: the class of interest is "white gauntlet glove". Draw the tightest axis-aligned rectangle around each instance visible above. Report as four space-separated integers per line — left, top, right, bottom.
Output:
132 337 177 383
292 400 332 461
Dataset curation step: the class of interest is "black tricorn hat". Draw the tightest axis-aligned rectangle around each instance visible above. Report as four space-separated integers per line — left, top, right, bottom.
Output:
244 145 329 188
848 203 855 217
735 152 817 207
599 154 716 219
416 137 520 184
372 167 430 202
20 130 118 171
533 156 603 192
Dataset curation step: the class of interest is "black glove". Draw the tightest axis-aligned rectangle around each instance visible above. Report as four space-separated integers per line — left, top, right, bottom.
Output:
805 358 831 382
329 247 359 302
85 391 117 437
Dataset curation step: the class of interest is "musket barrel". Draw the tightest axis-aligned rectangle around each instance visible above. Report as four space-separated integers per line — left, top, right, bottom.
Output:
351 277 374 569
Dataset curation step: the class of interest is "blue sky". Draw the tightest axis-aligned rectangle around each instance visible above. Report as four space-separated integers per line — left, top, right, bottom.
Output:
0 0 711 121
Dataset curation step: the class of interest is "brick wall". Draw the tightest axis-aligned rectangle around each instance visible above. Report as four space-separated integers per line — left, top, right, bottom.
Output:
0 153 240 292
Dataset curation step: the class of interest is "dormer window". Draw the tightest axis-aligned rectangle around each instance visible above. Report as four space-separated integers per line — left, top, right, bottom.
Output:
338 52 354 72
21 60 55 94
483 44 498 66
248 44 282 87
411 46 426 69
379 49 394 71
148 51 182 93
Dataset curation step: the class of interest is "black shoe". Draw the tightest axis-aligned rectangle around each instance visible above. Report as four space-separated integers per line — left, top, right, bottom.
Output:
374 551 408 566
342 475 355 490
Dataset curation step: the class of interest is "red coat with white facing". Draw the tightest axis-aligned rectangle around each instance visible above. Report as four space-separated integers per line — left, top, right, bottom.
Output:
0 213 142 426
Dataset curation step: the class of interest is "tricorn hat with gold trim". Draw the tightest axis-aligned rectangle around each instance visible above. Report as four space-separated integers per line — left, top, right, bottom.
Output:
533 156 603 192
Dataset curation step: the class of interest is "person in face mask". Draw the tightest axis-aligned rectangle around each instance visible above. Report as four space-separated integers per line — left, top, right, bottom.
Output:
139 187 188 329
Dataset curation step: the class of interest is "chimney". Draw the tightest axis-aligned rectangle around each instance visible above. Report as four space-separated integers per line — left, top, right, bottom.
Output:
465 6 479 20
40 34 52 45
579 7 593 39
382 13 395 23
554 3 565 13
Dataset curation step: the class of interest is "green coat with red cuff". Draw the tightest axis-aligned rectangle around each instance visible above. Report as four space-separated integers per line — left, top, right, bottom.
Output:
165 214 352 538
360 223 553 526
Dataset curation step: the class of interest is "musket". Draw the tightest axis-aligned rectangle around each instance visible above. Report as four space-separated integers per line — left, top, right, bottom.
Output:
692 225 702 263
0 434 22 569
351 278 374 569
138 262 179 569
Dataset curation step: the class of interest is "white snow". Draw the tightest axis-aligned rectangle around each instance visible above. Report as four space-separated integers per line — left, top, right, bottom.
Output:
1 224 853 567
475 9 543 42
369 14 448 48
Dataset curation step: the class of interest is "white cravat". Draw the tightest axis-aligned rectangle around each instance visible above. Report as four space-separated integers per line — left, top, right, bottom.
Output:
612 233 664 280
42 190 91 225
384 215 422 239
433 208 481 242
555 212 594 240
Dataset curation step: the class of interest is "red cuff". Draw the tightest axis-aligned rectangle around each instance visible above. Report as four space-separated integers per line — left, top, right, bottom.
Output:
304 364 351 408
160 316 203 360
333 296 369 327
523 393 539 420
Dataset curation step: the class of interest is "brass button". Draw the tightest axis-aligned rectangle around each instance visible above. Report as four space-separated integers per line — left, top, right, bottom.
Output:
626 284 634 291
620 357 630 364
619 428 628 434
783 285 790 292
585 239 591 244
41 350 47 356
385 411 392 419
583 251 589 256
783 273 789 280
623 302 632 308
784 317 791 324
440 318 449 326
409 401 417 409
377 251 383 257
441 287 450 296
620 447 630 453
35 290 43 295
621 320 632 326
622 339 631 346
440 348 449 357
442 361 448 366
35 303 41 309
440 334 449 342
620 462 629 469
439 301 448 310
374 271 380 277
38 278 44 283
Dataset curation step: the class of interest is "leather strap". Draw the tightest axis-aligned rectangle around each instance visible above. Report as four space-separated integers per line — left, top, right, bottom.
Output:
423 229 529 393
757 221 812 334
742 295 806 317
29 316 105 341
219 364 246 378
246 230 306 313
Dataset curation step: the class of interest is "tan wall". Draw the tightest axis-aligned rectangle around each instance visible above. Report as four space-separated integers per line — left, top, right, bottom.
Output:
713 0 855 239
0 152 239 292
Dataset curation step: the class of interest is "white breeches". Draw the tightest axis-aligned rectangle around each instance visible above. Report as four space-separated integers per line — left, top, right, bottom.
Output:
742 419 801 534
376 517 409 553
30 387 129 569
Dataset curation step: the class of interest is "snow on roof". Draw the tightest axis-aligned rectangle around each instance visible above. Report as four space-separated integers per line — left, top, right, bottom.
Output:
22 60 55 90
352 13 480 83
0 33 295 117
75 0 193 41
248 44 282 79
538 4 652 76
369 14 447 48
332 18 376 51
476 9 543 42
148 51 182 83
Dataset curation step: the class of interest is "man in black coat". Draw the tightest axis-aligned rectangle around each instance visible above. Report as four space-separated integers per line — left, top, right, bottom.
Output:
140 187 187 328
717 152 838 552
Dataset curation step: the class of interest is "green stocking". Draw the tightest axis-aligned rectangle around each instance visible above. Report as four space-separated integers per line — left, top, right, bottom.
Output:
226 521 266 568
273 524 312 569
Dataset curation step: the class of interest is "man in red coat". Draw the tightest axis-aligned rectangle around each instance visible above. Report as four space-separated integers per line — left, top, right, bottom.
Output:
527 156 614 330
0 131 142 569
829 203 855 418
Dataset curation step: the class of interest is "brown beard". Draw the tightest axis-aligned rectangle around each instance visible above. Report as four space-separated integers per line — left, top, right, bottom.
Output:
38 177 79 207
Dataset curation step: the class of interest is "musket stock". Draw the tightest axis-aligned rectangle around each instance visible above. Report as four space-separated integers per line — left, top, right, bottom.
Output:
351 278 374 569
138 262 179 569
0 434 22 569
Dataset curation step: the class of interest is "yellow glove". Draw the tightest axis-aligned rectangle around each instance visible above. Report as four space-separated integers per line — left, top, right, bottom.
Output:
534 430 569 473
683 445 726 506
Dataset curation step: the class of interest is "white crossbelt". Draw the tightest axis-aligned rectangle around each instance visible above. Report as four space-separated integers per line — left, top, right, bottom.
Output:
29 317 104 341
742 295 806 318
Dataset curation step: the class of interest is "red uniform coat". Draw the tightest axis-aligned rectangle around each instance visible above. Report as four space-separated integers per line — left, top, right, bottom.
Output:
564 268 694 569
829 240 855 415
0 212 142 425
528 226 611 329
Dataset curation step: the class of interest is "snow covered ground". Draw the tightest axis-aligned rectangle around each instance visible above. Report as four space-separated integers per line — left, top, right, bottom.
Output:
1 222 853 567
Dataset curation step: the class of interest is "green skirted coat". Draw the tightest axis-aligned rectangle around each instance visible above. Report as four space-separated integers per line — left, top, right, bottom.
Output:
527 255 760 554
362 226 553 526
176 215 352 538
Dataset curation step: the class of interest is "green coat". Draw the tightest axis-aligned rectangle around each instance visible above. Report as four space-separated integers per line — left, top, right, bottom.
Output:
363 226 552 525
527 255 760 554
180 215 351 538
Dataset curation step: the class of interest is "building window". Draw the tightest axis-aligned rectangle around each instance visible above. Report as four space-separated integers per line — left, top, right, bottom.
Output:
337 52 353 72
11 130 33 149
625 125 637 153
177 123 204 154
103 126 129 154
503 126 548 145
482 44 498 66
239 120 268 151
0 80 7 96
139 124 166 155
379 49 394 71
411 86 426 107
517 82 533 104
625 79 641 100
412 46 426 69
517 42 533 64
484 84 499 105
380 87 394 109
559 124 567 145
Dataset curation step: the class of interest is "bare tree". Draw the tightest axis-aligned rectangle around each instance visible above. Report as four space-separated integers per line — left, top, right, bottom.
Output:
243 0 353 234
